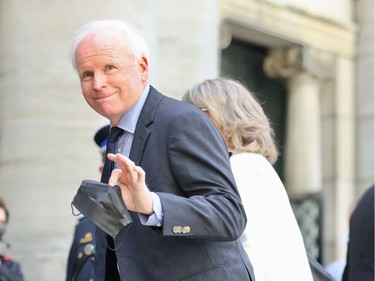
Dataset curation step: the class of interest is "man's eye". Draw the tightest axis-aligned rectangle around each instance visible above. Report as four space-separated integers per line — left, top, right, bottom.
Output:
81 72 93 81
105 65 116 71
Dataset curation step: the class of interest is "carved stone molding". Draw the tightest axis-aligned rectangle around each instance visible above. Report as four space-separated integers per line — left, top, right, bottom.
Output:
264 47 336 80
220 22 232 50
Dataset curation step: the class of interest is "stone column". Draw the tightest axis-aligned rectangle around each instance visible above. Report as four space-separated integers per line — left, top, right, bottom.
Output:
264 47 334 195
285 71 322 195
156 0 219 97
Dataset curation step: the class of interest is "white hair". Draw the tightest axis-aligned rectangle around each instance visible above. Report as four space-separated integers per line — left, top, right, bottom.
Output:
70 19 150 70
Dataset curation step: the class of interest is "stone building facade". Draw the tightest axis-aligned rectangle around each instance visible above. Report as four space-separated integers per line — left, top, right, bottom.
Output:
0 0 373 280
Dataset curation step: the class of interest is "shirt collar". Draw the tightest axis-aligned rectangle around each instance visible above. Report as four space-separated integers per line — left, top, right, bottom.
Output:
116 85 150 133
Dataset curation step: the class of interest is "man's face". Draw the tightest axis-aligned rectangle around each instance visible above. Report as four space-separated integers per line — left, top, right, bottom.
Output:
75 34 149 126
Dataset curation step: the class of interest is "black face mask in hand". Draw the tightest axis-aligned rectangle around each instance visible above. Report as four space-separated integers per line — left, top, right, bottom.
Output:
71 180 133 239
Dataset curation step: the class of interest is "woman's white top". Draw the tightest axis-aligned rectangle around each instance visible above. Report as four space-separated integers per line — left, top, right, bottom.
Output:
230 153 313 281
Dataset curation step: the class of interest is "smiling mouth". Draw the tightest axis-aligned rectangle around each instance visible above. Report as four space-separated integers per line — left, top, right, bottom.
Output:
95 92 117 100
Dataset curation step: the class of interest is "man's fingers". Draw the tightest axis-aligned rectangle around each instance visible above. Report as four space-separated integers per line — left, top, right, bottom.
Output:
133 166 145 183
108 153 142 180
108 153 135 173
108 169 122 186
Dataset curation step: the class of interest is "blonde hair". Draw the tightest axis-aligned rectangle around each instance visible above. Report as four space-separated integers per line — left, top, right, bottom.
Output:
183 78 278 164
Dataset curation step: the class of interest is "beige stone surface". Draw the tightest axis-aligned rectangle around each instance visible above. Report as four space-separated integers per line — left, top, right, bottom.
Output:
0 0 372 279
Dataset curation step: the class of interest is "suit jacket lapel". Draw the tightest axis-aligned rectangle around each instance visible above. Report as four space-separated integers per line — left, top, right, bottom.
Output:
129 86 163 166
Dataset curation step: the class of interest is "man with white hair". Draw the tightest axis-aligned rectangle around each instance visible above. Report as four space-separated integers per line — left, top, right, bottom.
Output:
70 19 254 281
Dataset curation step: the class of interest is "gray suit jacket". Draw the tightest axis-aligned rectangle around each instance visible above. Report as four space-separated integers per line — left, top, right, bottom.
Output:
96 86 254 281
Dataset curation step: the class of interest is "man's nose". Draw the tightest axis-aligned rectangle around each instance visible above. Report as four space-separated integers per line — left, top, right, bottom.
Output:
93 73 107 90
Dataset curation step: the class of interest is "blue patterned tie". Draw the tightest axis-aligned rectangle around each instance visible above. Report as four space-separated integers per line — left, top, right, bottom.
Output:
100 126 124 184
98 126 124 280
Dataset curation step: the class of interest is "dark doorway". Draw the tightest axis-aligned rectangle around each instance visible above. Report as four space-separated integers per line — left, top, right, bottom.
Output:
221 39 287 180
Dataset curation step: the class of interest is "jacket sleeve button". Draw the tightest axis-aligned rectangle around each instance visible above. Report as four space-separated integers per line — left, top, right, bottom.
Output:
172 226 182 234
182 226 191 234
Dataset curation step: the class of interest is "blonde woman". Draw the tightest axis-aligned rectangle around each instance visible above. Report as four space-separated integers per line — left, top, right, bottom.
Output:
183 78 313 281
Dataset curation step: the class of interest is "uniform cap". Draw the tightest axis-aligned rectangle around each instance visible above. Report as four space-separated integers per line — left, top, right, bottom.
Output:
94 125 110 152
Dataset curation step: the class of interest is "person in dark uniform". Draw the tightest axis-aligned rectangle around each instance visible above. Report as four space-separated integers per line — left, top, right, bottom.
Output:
0 198 25 281
342 184 374 281
66 125 110 281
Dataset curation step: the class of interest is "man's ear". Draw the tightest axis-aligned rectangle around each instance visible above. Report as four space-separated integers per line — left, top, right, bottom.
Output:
139 56 149 82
